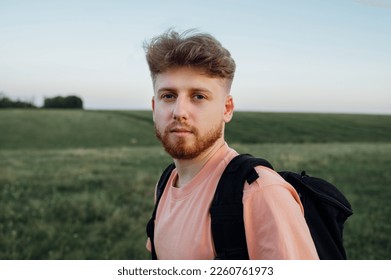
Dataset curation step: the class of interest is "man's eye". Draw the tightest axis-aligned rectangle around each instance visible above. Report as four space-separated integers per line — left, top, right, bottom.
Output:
194 94 206 100
162 93 175 100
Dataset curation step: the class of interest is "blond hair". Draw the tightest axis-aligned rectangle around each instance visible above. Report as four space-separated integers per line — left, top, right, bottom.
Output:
144 29 236 88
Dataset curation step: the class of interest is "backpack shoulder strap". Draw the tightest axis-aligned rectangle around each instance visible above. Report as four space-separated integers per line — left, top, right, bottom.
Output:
210 154 273 259
146 163 175 260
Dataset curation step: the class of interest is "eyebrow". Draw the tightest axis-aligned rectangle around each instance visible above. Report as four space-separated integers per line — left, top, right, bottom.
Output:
157 87 176 94
157 87 212 94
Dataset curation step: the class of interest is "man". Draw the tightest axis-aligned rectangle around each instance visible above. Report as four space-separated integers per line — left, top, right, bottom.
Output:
144 29 319 260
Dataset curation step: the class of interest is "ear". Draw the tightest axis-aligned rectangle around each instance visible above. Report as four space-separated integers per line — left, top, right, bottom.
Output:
151 96 155 121
223 95 234 123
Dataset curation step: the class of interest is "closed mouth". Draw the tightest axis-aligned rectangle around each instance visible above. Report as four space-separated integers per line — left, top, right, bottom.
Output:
171 128 192 133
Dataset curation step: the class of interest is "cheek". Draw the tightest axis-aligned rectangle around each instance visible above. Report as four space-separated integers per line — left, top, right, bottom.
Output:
199 109 224 128
153 106 171 127
153 103 166 118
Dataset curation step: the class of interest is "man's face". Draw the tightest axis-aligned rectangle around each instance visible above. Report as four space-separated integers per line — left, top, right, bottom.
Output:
152 67 234 160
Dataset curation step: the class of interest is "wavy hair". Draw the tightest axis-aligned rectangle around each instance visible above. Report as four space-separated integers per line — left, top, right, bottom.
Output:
144 29 236 88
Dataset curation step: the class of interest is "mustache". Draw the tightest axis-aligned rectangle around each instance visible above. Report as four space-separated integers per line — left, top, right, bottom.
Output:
166 121 195 133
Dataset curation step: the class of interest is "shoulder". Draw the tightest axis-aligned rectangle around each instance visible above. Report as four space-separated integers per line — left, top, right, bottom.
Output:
243 165 287 192
243 165 303 211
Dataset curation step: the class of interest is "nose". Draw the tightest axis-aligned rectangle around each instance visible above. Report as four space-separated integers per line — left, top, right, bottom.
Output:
172 95 189 121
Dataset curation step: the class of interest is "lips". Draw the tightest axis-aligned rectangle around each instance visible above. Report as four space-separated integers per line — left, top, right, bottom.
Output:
168 123 194 134
170 127 192 133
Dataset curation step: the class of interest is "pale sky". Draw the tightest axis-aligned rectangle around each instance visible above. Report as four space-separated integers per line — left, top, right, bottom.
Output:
1 0 390 114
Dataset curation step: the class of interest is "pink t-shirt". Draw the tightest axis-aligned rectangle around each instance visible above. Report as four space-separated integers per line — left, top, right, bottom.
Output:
147 143 319 260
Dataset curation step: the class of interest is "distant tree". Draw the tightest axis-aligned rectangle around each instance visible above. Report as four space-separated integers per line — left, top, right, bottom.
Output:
43 95 83 109
64 95 83 108
0 92 12 108
0 92 36 108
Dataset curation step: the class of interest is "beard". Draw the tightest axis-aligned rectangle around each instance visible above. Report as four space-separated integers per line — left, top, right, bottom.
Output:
155 121 223 160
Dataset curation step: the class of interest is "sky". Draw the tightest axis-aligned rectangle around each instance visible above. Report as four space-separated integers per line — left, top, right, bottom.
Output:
0 0 390 114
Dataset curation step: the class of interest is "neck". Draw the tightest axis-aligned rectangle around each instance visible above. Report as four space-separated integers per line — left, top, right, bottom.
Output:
173 139 225 188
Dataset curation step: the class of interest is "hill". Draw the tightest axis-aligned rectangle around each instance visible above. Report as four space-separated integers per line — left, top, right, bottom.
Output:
1 109 390 149
0 110 157 149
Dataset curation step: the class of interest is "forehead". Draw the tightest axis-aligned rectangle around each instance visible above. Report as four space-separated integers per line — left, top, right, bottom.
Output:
154 67 228 93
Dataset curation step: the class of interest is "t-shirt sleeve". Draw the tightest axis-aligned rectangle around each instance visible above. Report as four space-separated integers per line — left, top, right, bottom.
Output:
243 167 319 260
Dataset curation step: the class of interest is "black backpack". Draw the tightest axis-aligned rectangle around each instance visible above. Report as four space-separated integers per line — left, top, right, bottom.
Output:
146 154 353 260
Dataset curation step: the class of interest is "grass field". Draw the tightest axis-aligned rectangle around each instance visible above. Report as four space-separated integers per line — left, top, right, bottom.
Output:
1 109 390 259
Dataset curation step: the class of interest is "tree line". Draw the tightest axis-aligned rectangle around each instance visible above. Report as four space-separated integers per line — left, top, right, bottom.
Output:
0 93 83 109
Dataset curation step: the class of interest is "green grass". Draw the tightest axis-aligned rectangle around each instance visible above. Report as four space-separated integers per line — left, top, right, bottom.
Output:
227 112 391 144
1 110 390 149
0 109 390 259
0 147 171 259
0 109 158 149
